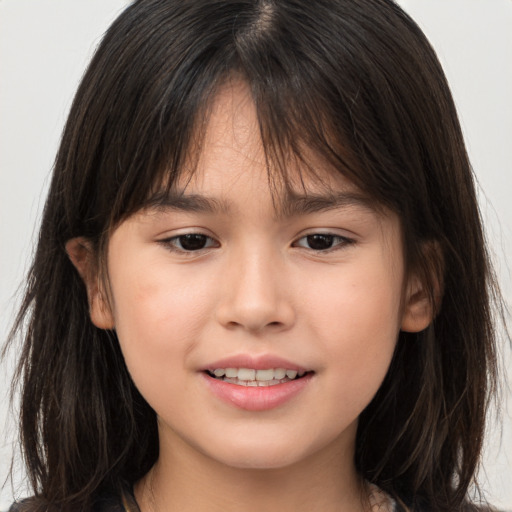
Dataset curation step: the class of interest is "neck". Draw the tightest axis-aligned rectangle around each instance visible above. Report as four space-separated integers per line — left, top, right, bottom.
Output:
134 423 370 512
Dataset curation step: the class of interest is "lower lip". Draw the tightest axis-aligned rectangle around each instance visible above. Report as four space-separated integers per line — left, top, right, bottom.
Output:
202 373 313 411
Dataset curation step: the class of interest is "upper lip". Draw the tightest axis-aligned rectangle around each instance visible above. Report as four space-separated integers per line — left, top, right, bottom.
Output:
203 354 309 372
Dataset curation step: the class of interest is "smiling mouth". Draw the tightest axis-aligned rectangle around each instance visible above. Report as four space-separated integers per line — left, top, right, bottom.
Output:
205 367 312 387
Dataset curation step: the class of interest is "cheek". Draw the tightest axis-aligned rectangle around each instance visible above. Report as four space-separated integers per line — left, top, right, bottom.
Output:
107 257 215 376
107 265 215 416
305 256 404 337
303 258 403 402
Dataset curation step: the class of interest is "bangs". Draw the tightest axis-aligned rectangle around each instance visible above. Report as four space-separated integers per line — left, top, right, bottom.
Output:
94 65 365 232
70 0 428 239
139 73 370 219
62 0 457 270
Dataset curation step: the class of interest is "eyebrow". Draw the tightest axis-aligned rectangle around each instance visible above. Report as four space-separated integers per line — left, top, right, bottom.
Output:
143 190 231 214
277 191 377 218
142 189 376 217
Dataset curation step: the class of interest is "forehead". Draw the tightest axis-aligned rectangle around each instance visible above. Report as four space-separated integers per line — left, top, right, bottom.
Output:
146 78 380 219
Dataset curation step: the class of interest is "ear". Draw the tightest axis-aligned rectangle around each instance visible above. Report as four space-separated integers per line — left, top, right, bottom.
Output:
401 243 444 333
65 237 115 330
400 275 434 333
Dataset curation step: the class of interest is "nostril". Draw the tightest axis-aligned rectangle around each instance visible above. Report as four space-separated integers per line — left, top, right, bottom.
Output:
215 290 295 332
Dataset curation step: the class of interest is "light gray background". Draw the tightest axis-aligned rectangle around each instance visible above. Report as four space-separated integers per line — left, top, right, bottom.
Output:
1 0 511 509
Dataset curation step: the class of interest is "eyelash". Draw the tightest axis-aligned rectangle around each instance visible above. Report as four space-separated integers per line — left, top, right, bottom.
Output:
159 233 219 253
292 233 355 252
159 232 354 254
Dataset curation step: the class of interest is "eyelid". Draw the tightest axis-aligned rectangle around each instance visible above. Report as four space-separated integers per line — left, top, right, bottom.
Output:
157 231 220 253
292 231 356 252
155 229 355 254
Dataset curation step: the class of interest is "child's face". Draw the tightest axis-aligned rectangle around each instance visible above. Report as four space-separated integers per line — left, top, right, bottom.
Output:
88 80 430 472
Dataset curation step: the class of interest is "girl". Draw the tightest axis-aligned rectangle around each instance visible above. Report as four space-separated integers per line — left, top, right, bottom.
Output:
4 0 505 510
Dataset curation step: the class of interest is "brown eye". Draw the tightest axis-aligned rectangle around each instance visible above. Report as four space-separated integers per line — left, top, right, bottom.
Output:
306 234 335 250
162 233 218 252
177 234 209 251
294 233 353 252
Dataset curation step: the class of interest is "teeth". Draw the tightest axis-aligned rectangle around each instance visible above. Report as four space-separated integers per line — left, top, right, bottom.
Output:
223 377 299 387
209 367 307 382
256 369 274 381
225 368 238 378
286 370 298 379
274 368 286 379
238 368 256 380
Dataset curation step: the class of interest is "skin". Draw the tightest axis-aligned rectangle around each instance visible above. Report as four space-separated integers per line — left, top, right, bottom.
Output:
68 80 433 512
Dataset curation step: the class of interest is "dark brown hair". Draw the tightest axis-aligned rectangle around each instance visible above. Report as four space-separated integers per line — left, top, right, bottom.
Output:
5 0 502 510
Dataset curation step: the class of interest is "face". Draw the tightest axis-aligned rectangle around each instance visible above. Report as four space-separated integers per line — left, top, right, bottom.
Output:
73 80 430 473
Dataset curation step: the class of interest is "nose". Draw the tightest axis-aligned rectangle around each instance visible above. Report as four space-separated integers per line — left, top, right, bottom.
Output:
215 247 296 333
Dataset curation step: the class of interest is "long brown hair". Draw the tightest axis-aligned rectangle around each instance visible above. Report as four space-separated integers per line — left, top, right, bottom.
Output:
4 0 502 510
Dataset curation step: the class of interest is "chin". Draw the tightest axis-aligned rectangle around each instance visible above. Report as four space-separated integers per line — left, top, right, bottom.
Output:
216 451 303 470
199 435 327 471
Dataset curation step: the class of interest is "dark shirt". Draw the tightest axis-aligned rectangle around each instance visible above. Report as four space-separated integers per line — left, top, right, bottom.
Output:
92 486 140 512
8 486 141 512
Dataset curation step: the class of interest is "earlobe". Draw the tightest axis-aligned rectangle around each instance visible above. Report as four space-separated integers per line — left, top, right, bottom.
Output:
65 237 115 330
